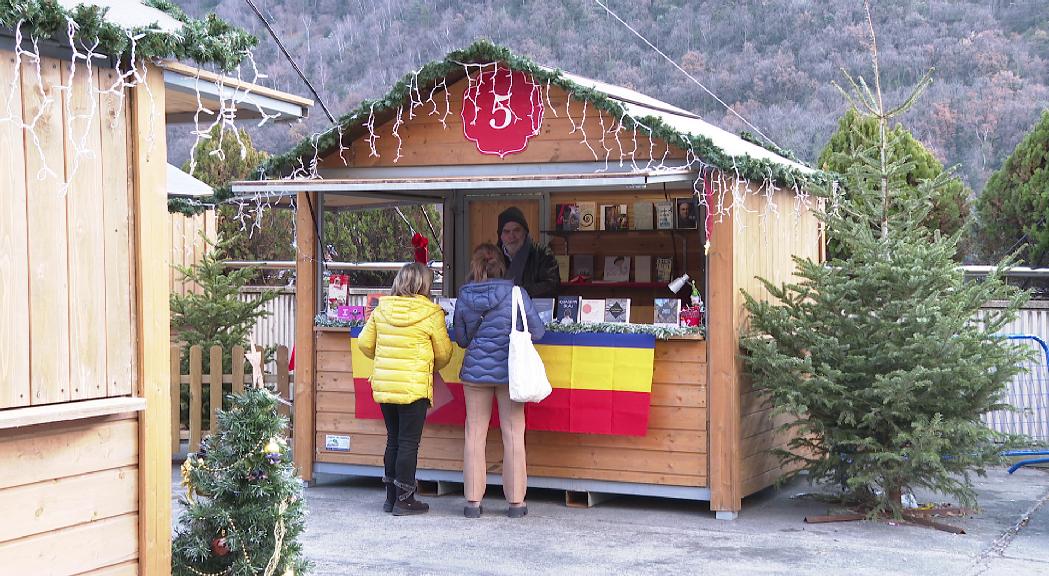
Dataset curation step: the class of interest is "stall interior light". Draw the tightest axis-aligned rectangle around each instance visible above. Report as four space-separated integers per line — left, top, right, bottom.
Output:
668 273 691 294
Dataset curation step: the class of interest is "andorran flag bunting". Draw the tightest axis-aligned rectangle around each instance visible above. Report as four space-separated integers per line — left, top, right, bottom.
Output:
349 328 656 436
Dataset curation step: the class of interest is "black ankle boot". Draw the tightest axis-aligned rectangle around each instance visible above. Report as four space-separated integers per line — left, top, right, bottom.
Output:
392 480 429 516
382 478 397 513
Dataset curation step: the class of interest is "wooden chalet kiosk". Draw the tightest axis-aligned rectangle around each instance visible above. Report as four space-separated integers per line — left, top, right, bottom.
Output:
236 41 820 518
0 3 310 574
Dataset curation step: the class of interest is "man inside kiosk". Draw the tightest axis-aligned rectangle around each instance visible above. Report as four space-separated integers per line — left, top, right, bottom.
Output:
497 207 560 298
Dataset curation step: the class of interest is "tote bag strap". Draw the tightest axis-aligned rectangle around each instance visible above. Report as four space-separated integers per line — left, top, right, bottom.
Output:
510 285 530 337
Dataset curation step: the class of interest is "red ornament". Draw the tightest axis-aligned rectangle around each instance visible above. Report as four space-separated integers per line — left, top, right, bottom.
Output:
211 536 229 557
411 233 429 264
461 67 544 157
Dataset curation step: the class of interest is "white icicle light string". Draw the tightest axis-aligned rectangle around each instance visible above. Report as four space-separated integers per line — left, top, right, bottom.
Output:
239 60 814 247
0 16 283 255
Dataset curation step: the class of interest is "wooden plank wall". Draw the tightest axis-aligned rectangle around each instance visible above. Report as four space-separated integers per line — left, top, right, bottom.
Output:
323 81 687 169
731 183 821 497
314 330 708 488
467 199 540 257
169 209 216 295
0 414 140 574
0 50 30 408
130 61 172 575
546 190 704 324
0 56 136 409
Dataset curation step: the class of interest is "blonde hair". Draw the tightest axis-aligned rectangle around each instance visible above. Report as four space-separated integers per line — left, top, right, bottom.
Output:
468 243 506 282
390 262 432 297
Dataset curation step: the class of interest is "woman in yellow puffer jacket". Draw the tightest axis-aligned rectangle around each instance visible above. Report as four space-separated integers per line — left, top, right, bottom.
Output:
358 262 452 516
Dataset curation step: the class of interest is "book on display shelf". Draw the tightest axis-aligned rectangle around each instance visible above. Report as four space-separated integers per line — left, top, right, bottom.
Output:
571 254 594 281
532 298 556 324
364 292 385 321
653 298 681 327
577 201 596 231
632 202 653 230
556 295 582 322
436 297 456 328
602 255 631 282
555 203 580 231
579 299 605 323
655 201 674 230
603 298 631 323
655 257 674 283
554 255 570 282
634 255 652 282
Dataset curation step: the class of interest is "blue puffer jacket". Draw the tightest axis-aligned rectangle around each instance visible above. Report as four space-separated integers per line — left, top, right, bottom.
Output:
453 279 545 385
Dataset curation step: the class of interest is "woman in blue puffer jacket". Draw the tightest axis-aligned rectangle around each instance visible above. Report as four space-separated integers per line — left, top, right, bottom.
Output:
453 243 545 519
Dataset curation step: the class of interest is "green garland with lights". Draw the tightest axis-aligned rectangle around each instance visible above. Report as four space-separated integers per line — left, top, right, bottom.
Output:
314 313 702 340
168 184 235 215
263 39 829 189
0 0 257 71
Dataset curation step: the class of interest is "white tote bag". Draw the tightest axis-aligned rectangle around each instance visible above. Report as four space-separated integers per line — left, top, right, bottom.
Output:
508 286 552 403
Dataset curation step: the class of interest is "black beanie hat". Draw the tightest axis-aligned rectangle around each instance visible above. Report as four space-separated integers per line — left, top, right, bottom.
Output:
498 206 529 234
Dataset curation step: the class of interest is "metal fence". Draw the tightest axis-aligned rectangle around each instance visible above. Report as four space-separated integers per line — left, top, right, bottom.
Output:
981 300 1049 442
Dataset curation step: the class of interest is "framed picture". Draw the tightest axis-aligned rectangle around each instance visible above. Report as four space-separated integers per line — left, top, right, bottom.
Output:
653 298 682 327
674 197 698 230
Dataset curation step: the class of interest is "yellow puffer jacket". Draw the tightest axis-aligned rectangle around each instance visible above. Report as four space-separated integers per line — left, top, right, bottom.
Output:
357 295 453 405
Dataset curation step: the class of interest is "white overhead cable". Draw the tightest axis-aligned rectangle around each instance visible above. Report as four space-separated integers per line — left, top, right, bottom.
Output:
591 0 782 150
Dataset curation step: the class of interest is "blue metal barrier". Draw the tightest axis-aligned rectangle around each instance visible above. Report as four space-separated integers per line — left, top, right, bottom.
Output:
998 335 1049 473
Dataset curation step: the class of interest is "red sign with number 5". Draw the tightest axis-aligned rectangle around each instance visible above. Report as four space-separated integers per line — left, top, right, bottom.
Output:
461 67 544 157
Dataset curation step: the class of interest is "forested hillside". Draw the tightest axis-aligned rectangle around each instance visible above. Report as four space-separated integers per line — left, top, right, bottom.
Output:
172 0 1049 193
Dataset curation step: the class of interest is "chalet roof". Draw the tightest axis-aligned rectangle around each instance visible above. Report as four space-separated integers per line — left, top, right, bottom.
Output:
2 0 258 72
167 163 213 199
552 68 811 173
55 0 182 34
262 40 821 188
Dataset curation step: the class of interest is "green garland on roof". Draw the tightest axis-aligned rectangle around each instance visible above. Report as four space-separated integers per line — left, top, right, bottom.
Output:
167 196 209 216
739 130 802 164
313 313 703 340
263 39 830 189
166 184 234 216
0 0 257 71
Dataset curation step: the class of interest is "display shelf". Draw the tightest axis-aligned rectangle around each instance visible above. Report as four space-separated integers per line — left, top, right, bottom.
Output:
542 228 677 236
561 282 667 289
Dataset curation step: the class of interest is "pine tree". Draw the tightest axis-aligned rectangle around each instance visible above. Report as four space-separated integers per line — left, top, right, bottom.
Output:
170 237 280 365
818 108 970 259
173 387 310 576
741 9 1029 518
972 110 1049 267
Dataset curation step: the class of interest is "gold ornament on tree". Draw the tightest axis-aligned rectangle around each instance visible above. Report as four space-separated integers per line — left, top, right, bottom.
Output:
264 437 283 464
180 458 196 503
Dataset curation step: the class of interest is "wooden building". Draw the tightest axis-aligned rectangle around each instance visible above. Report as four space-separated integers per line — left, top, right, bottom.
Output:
235 41 820 518
0 3 310 574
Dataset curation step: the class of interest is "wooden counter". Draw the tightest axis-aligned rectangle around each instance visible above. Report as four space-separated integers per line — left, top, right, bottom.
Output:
312 328 709 492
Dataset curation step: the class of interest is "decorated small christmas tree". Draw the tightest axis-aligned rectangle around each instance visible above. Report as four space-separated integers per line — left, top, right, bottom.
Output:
172 385 310 576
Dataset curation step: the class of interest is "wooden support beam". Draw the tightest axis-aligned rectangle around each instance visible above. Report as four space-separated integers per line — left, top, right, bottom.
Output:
707 209 742 515
131 61 171 576
294 192 318 482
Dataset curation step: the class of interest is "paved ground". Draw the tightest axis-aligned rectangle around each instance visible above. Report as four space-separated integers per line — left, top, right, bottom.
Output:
172 465 1049 576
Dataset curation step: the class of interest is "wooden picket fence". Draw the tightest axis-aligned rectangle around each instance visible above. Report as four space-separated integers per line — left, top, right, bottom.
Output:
170 344 293 454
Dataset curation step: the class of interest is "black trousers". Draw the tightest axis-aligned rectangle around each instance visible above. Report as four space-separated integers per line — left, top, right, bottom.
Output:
380 399 429 489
